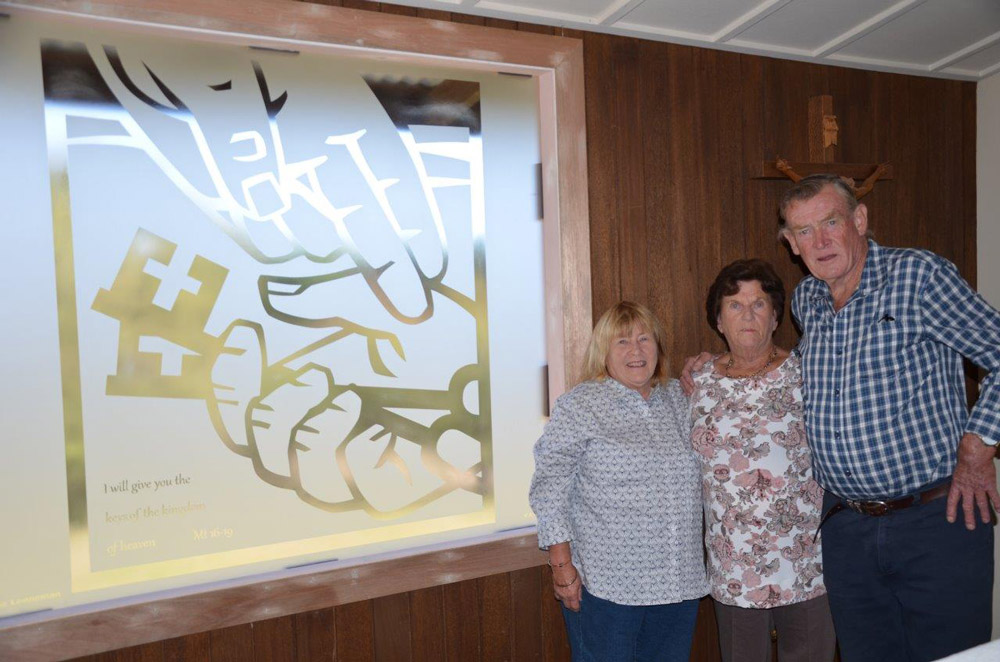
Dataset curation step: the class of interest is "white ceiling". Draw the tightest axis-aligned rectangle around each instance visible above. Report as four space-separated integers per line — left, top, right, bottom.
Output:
381 0 1000 81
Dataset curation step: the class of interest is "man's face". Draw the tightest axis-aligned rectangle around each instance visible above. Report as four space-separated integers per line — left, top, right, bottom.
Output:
782 185 869 294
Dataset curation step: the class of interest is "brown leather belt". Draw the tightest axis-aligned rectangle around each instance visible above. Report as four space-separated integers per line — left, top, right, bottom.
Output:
814 481 951 540
841 481 951 516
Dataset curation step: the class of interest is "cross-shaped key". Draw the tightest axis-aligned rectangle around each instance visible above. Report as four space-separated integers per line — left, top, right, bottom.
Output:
92 229 229 399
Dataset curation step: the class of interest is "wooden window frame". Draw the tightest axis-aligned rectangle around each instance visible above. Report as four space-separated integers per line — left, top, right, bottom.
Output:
0 1 590 658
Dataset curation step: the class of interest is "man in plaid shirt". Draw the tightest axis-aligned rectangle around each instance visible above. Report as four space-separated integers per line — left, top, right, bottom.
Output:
779 174 1000 661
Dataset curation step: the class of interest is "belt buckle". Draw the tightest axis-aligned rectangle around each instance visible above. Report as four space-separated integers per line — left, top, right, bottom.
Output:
848 499 889 516
865 500 890 516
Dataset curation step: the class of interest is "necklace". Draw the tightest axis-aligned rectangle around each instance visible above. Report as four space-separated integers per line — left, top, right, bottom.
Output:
724 347 777 379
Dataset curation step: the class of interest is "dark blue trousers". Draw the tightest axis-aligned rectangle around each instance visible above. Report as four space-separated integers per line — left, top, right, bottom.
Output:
821 488 994 662
561 587 699 662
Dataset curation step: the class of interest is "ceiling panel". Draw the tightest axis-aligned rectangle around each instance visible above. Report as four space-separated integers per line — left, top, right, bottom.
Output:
836 0 1000 66
614 0 764 37
478 0 615 21
733 0 898 53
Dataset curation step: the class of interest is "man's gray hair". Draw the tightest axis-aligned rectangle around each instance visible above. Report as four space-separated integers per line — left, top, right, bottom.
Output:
778 174 858 231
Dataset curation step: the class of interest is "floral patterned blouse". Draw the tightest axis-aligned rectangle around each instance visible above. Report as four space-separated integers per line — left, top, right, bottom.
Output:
690 354 826 609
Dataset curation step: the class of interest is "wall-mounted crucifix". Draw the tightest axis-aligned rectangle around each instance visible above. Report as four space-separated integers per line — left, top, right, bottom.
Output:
756 94 891 199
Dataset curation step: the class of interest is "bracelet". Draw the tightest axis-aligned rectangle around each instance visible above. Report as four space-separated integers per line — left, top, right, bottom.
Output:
547 558 570 568
554 570 579 588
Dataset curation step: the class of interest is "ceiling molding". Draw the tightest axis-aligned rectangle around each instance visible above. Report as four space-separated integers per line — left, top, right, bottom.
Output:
597 0 645 27
980 60 1000 79
713 0 794 44
930 30 1000 72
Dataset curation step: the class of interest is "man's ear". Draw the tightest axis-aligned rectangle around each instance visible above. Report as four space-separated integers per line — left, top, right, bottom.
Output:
852 203 869 236
781 228 801 256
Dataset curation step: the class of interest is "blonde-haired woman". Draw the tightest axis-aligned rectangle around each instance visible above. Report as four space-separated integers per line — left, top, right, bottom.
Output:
530 301 708 662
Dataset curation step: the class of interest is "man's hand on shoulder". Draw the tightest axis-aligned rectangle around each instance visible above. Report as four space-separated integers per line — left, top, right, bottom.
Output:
946 434 1000 530
679 352 716 396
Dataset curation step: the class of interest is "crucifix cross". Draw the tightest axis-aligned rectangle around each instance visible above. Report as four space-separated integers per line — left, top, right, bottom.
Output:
757 94 891 199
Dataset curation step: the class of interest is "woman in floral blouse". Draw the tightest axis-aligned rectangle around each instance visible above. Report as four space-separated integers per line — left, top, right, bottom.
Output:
689 260 835 662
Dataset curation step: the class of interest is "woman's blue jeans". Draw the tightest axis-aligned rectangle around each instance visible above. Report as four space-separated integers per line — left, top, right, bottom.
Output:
561 586 699 661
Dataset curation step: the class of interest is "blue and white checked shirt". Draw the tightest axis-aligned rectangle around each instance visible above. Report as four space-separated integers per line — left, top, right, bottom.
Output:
792 240 1000 500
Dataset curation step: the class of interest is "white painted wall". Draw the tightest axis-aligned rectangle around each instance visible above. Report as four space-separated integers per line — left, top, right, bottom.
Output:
977 71 1000 638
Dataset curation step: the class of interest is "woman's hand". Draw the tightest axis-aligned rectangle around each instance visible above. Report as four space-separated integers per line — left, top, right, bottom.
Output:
547 543 582 611
552 562 582 611
680 351 715 395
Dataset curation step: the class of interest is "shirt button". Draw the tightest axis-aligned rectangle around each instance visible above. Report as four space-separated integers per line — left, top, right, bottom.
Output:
845 470 852 477
837 349 843 356
835 432 841 439
834 389 840 396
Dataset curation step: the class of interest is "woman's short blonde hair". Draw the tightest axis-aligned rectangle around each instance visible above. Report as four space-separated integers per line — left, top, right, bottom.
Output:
581 301 669 385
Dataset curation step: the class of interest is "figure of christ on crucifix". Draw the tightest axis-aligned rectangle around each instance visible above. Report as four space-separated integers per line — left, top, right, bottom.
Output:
770 94 890 199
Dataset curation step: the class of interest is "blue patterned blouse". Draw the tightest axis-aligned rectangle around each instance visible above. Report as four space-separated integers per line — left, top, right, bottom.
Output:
529 378 708 606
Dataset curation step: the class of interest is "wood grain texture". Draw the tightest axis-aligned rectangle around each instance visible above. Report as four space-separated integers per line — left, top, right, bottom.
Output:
335 601 374 662
538 566 572 660
415 8 451 22
544 24 592 391
442 579 480 661
610 35 648 305
509 567 543 661
251 616 295 662
209 624 253 662
162 632 211 662
640 41 748 372
408 587 445 661
961 82 977 287
477 574 511 662
372 593 411 662
292 609 335 662
582 32 620 318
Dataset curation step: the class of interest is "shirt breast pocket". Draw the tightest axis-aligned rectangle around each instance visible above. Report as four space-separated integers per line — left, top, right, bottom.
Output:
859 314 919 383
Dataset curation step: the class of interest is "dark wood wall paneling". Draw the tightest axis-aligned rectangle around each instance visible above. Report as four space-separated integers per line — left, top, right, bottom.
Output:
584 40 975 367
69 568 572 661
70 0 975 660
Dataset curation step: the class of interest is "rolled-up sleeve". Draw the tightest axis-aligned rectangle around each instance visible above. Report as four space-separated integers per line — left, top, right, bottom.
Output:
529 392 593 549
920 257 1000 444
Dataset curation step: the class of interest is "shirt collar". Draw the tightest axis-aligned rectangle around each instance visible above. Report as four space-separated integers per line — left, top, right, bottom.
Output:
855 239 885 296
602 377 663 401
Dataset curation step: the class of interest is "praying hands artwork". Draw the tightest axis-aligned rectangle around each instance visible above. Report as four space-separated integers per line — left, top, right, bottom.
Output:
42 38 491 521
